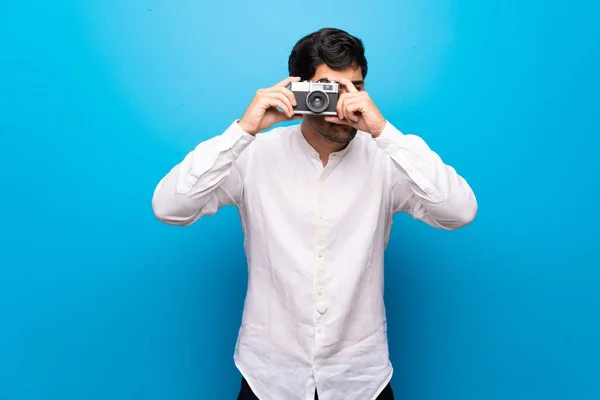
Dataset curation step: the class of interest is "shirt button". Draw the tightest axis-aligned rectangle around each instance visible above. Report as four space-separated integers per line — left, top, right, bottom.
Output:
314 365 319 370
318 215 323 219
318 252 323 258
318 290 323 296
317 328 322 333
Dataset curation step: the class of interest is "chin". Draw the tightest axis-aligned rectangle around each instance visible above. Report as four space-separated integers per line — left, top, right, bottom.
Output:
325 125 357 143
307 115 357 143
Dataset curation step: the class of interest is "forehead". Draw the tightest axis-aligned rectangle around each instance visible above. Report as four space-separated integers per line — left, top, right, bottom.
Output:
310 63 364 82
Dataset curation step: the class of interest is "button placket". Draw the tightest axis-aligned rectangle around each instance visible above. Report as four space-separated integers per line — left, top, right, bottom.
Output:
315 169 327 315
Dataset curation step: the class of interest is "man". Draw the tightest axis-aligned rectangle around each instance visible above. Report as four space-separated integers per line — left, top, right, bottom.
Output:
152 27 477 400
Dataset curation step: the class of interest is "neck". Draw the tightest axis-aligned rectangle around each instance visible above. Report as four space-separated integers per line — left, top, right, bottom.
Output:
300 119 347 165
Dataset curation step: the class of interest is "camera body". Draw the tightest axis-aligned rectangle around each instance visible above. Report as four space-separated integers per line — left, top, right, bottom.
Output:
290 81 339 115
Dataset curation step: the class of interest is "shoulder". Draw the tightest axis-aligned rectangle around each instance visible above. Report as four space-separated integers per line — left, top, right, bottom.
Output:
350 130 387 158
256 123 298 140
250 123 298 151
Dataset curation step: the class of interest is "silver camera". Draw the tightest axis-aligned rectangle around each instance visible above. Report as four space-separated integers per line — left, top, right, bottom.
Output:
290 81 339 115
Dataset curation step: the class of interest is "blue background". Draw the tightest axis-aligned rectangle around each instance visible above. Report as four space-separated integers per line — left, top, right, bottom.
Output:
1 0 599 399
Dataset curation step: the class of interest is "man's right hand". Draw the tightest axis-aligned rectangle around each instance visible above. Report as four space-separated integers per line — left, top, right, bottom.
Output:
238 77 303 135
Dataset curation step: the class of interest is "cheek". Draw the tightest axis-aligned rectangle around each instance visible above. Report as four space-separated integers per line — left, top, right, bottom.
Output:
317 118 332 128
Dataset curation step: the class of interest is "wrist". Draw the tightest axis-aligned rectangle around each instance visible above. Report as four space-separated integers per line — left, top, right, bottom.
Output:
370 120 387 138
237 119 257 136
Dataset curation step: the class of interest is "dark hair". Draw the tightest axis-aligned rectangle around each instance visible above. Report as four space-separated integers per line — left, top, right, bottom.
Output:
288 28 368 81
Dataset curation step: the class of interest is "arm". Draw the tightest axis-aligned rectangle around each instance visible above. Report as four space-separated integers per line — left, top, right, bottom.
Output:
374 122 478 230
325 75 477 230
152 76 302 226
151 120 255 226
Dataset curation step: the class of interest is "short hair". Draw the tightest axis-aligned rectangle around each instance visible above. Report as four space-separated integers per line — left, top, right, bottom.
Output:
288 28 368 81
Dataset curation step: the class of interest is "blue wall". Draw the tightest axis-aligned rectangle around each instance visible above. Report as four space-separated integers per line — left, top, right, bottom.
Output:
1 1 599 399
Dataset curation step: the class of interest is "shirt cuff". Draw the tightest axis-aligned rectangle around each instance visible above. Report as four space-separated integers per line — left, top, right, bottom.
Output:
221 119 256 151
187 119 256 179
372 120 403 148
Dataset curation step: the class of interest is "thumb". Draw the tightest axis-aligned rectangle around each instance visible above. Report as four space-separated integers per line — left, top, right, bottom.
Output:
276 112 303 123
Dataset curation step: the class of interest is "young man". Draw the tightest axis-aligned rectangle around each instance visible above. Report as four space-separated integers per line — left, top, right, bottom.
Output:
152 28 477 400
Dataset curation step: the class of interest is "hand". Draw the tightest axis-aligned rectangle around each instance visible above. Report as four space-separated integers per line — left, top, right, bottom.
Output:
238 77 303 135
324 76 387 137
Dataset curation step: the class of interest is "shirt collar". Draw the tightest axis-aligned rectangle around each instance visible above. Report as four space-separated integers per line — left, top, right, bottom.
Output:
294 123 354 160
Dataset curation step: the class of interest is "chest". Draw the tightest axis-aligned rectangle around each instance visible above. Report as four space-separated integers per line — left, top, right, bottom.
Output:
241 147 394 236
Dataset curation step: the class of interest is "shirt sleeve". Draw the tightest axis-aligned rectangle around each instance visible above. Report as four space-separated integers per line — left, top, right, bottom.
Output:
373 121 478 230
151 120 256 226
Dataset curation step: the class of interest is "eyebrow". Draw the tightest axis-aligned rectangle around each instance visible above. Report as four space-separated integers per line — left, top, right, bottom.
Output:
317 77 365 86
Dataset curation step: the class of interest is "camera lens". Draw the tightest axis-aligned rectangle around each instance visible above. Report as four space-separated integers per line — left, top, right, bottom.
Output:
306 90 329 113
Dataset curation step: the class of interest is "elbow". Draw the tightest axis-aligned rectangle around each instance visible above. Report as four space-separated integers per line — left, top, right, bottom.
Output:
426 190 477 230
446 195 478 230
151 188 192 227
458 198 478 228
152 200 170 225
152 195 177 225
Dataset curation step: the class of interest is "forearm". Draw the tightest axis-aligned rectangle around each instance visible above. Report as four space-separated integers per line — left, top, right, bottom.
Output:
152 121 255 225
375 121 478 229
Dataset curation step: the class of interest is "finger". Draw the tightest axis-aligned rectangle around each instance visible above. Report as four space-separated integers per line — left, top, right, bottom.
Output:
328 76 358 93
275 76 301 88
282 114 304 122
338 95 355 122
275 112 302 123
345 101 362 123
336 92 361 119
336 94 346 120
263 96 292 119
324 116 351 125
262 92 294 117
268 92 294 116
268 86 297 107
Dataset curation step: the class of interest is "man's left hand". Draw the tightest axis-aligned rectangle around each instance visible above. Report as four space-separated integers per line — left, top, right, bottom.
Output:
324 76 387 138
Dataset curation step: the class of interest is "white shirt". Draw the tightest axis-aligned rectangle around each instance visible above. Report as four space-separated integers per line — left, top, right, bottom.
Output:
152 119 477 400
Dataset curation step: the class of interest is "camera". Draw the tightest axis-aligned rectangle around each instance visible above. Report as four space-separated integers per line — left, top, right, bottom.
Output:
290 81 339 115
